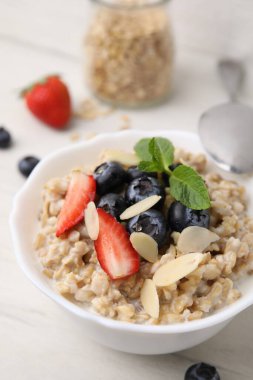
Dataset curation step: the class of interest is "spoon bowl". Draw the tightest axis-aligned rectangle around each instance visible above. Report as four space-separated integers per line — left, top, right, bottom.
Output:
199 59 253 174
199 102 253 174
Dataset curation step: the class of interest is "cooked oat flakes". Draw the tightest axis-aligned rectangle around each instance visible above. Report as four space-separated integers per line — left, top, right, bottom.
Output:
34 148 253 325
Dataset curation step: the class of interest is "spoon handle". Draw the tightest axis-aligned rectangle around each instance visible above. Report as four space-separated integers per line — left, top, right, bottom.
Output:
218 59 244 102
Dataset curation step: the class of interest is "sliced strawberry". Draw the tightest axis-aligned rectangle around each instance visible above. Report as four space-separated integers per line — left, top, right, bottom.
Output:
94 208 140 280
56 172 96 237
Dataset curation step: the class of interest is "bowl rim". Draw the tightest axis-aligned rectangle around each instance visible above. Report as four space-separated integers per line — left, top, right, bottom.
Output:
10 129 253 334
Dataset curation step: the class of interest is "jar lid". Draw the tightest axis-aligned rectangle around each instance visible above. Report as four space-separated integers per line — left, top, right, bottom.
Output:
91 0 169 9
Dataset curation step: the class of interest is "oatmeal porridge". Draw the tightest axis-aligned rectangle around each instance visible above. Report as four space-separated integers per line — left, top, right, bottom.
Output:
34 137 253 325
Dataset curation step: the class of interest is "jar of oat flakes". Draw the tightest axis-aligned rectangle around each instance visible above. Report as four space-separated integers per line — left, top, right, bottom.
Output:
85 0 174 107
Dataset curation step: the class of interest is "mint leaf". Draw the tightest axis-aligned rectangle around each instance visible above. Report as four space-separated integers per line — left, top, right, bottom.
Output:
135 137 210 210
134 138 152 161
138 160 161 172
149 137 174 171
170 165 211 210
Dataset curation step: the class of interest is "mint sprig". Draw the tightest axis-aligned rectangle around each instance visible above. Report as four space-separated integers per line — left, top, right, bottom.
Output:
134 137 211 210
170 165 211 210
138 160 161 172
135 137 174 173
150 137 174 171
134 138 153 161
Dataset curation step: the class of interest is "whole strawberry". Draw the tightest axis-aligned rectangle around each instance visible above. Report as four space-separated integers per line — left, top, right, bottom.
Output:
22 75 71 128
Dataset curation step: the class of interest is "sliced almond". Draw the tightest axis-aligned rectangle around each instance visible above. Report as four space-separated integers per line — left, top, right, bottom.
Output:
120 195 161 220
102 149 139 166
153 252 203 287
177 226 219 254
84 202 99 240
140 279 159 319
130 232 158 263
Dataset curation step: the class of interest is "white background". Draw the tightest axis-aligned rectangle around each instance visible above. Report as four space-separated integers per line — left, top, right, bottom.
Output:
1 0 253 379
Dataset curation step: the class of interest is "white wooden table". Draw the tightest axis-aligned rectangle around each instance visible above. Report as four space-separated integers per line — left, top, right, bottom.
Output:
1 1 253 379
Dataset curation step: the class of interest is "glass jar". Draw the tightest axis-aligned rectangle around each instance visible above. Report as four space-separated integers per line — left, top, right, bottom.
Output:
84 0 174 107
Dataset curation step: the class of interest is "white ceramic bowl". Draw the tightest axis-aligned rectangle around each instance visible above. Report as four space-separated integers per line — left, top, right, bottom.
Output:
10 129 253 355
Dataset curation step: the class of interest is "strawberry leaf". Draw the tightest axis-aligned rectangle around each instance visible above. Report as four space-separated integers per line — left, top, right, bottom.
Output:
20 74 61 97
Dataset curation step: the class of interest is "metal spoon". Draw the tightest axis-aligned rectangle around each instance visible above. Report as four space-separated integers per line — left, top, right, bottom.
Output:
199 59 253 174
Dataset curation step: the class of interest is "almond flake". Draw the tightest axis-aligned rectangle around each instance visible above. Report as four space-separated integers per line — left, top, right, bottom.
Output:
177 226 219 254
130 232 158 263
153 252 203 287
120 195 161 220
140 279 159 319
102 149 139 166
84 202 99 240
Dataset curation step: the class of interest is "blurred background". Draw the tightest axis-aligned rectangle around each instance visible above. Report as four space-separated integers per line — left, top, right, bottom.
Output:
2 0 253 59
1 0 253 136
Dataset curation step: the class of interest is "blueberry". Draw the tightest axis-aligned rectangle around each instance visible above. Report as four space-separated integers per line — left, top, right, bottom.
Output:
0 127 12 148
125 176 165 206
185 362 220 380
168 201 210 232
169 162 182 171
18 156 40 177
97 193 128 220
162 172 169 186
126 209 167 247
127 166 157 182
93 161 127 195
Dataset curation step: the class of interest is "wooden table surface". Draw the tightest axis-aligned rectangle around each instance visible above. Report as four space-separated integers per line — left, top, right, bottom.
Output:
1 1 253 379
